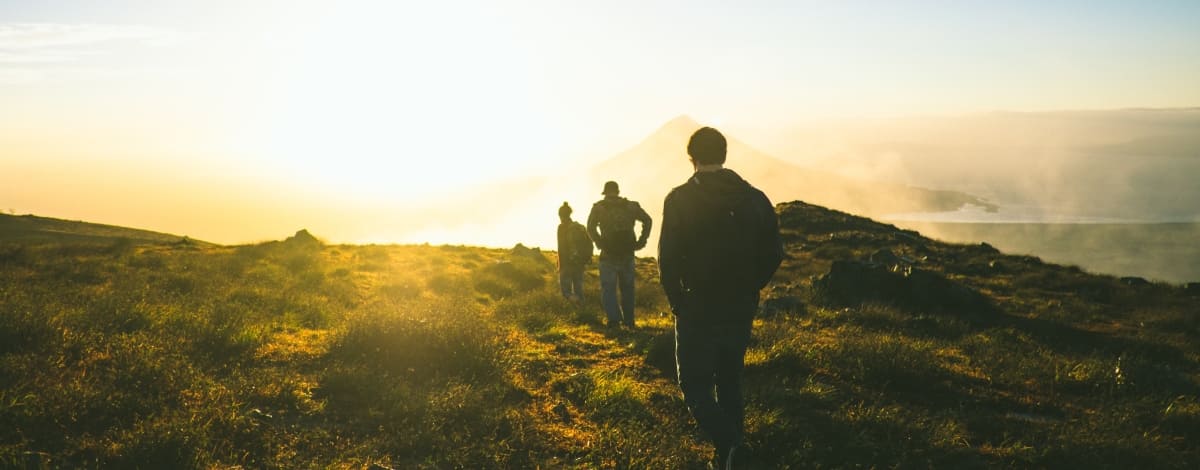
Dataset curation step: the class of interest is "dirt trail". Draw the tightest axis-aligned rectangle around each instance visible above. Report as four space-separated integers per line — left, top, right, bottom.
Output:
504 315 708 466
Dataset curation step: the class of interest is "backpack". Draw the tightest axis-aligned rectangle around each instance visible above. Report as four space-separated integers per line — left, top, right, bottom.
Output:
571 222 593 265
679 187 772 294
594 198 638 253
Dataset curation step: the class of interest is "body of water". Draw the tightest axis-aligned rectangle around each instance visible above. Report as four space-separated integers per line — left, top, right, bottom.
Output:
885 213 1200 283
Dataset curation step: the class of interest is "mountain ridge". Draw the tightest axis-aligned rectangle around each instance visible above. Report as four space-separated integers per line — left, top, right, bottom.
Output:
590 115 997 217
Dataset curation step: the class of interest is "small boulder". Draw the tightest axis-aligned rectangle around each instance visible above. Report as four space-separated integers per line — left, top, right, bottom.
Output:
1014 255 1043 266
511 243 550 265
814 260 904 303
815 260 995 315
1120 276 1151 287
975 242 999 254
904 267 994 314
284 229 322 247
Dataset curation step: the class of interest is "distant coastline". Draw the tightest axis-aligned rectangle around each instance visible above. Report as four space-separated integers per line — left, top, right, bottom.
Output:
886 213 1200 283
883 203 1200 224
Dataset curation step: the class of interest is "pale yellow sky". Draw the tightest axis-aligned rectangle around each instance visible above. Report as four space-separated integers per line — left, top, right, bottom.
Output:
2 1 1199 244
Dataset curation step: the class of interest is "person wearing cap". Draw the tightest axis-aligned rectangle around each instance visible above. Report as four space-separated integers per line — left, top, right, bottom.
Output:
556 202 592 303
586 181 652 329
658 127 783 469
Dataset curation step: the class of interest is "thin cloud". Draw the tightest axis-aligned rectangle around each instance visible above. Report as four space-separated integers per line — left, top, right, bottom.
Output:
0 23 180 82
0 23 174 50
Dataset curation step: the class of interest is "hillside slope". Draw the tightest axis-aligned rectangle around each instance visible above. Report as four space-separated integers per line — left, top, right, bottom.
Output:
0 212 203 245
1 204 1197 468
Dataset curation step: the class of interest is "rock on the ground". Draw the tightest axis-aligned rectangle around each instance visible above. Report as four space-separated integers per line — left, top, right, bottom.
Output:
815 260 995 314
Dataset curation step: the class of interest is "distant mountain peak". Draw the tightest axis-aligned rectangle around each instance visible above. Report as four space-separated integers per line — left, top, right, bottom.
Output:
657 115 702 135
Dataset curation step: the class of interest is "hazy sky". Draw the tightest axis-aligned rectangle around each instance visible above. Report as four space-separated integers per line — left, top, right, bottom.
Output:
3 0 1199 243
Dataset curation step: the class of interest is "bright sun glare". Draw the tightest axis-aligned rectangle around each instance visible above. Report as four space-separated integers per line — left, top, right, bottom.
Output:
244 3 564 202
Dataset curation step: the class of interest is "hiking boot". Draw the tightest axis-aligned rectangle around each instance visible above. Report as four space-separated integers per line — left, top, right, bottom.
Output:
725 444 751 470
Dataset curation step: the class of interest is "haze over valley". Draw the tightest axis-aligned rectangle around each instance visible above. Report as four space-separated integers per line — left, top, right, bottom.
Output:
7 108 1200 282
355 108 1200 283
750 108 1200 223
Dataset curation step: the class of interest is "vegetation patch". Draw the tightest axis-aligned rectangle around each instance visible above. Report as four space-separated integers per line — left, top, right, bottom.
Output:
2 203 1198 467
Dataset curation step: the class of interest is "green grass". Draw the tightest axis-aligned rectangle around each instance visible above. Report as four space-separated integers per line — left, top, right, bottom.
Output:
1 203 1198 468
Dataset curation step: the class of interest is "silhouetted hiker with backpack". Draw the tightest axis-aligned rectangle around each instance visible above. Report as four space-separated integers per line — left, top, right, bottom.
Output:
587 181 652 329
659 127 783 469
557 202 592 303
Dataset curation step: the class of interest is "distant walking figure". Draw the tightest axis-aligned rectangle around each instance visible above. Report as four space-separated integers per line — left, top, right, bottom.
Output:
587 181 652 329
556 202 592 302
659 127 783 469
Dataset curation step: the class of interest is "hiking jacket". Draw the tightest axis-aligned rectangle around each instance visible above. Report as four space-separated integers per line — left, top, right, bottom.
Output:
587 196 652 260
658 168 783 313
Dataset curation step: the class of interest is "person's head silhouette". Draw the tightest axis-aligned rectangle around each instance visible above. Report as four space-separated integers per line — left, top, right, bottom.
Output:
559 201 573 223
687 127 727 167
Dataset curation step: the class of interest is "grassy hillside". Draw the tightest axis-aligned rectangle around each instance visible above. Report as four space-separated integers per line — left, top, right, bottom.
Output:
0 213 201 245
1 204 1197 468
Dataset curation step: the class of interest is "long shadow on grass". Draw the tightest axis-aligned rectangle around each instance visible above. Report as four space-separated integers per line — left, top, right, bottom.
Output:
744 376 990 468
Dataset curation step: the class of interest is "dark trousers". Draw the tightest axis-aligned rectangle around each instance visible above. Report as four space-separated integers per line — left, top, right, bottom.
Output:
599 256 636 326
674 292 757 456
559 266 584 301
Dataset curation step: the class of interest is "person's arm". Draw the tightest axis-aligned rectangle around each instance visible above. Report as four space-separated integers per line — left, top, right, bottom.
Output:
658 192 684 313
586 205 603 251
634 202 653 249
753 191 784 290
556 225 567 269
